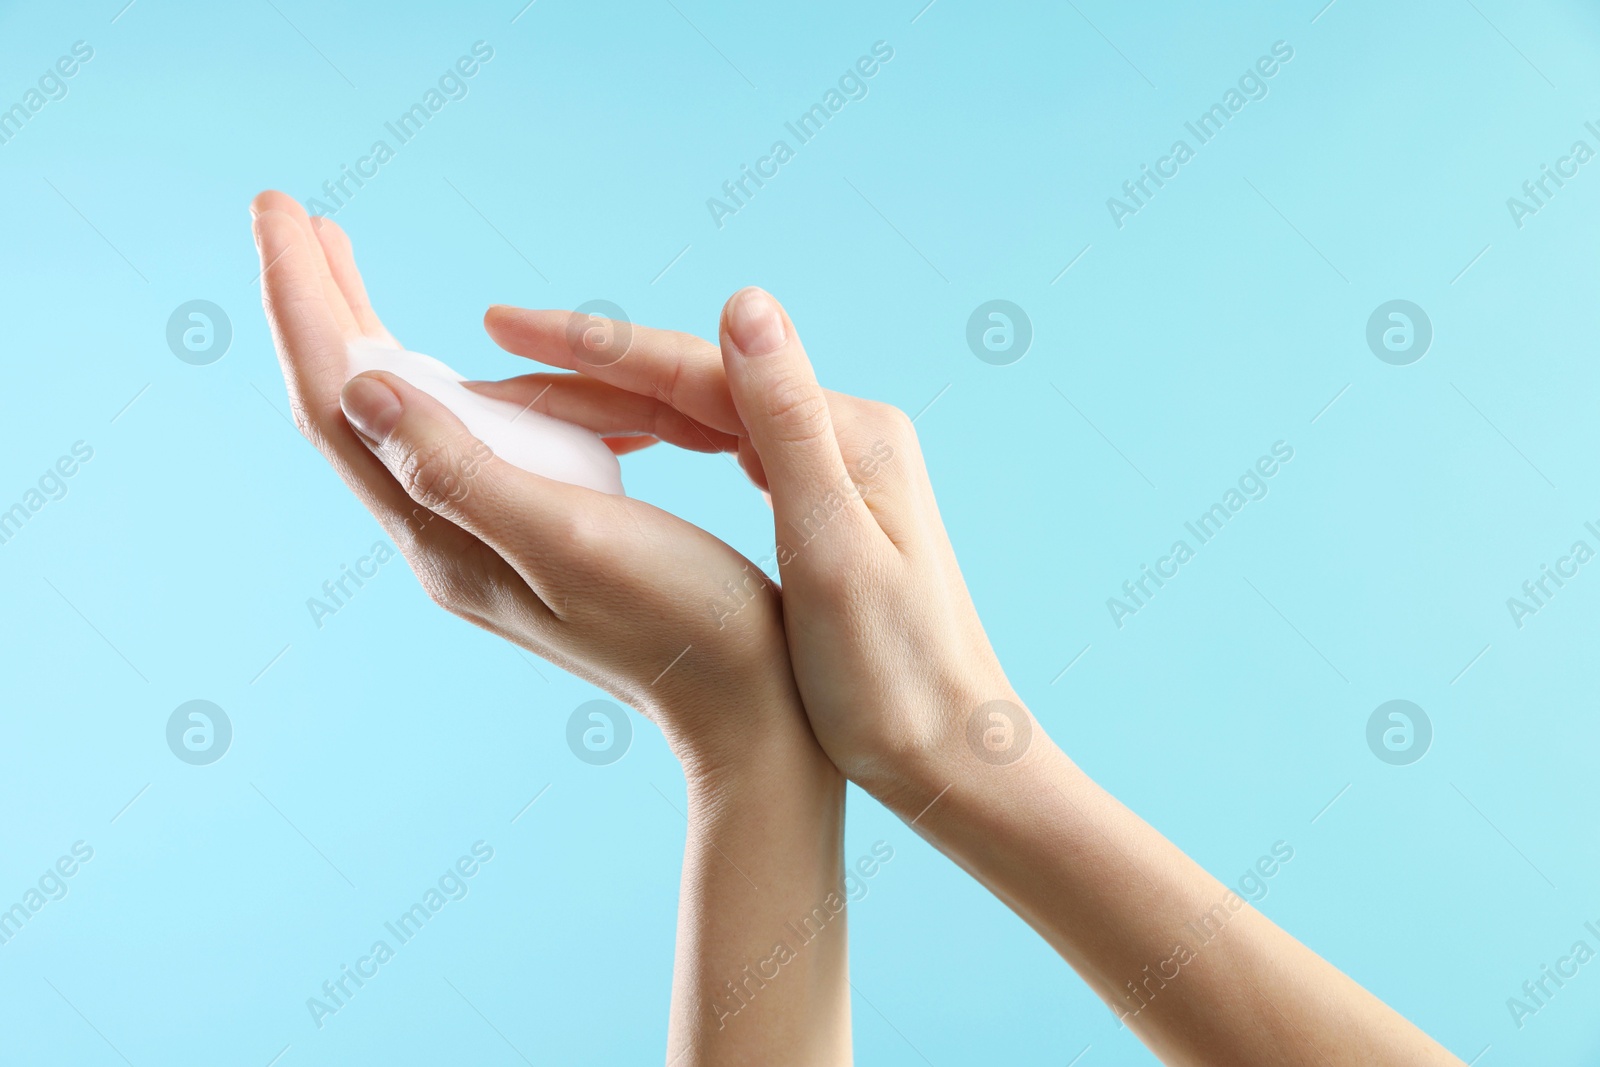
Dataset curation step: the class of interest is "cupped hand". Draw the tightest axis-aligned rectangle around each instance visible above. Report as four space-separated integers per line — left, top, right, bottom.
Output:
483 289 1020 804
249 192 798 770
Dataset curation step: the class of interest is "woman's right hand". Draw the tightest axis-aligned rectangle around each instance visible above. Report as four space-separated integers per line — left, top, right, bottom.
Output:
483 287 1026 807
486 289 1467 1066
710 287 1028 804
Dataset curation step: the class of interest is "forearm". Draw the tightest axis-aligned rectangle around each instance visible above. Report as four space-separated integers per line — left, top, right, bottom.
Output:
888 701 1458 1067
666 697 850 1066
554 285 1457 1064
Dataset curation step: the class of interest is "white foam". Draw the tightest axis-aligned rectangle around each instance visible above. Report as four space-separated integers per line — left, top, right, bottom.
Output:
346 339 624 496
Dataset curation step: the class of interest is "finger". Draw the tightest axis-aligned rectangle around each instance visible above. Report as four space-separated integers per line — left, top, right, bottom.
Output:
464 374 740 454
251 190 361 341
718 287 874 551
828 397 930 552
603 435 659 456
483 305 743 435
736 437 769 491
258 208 452 533
250 198 559 646
254 207 357 432
310 215 396 343
340 369 625 596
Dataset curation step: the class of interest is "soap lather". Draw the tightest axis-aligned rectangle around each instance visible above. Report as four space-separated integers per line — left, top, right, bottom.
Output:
346 339 624 496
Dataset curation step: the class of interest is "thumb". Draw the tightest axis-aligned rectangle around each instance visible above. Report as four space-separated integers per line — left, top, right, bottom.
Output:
339 370 578 560
718 287 869 553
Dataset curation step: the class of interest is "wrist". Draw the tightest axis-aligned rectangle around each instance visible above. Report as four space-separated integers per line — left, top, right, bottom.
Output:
662 677 851 1066
684 719 841 814
866 676 1046 821
665 671 838 804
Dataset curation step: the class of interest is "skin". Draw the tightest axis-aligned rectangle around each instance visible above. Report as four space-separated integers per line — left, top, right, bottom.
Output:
249 192 850 1066
479 287 1467 1067
250 181 1463 1062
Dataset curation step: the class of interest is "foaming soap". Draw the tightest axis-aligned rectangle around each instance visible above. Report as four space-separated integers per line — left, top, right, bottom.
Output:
346 340 624 496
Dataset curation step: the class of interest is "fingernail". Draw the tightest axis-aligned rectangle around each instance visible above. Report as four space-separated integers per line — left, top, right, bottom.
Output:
726 287 786 357
251 215 262 250
341 375 403 443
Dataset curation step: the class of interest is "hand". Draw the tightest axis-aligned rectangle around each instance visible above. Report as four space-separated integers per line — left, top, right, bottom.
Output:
482 288 1017 803
487 288 1463 1067
712 287 1020 801
249 192 789 772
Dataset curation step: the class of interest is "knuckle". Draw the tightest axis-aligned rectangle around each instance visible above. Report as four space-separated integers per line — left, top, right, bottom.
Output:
395 438 469 512
649 403 695 448
414 560 463 612
414 558 488 618
867 399 916 442
658 354 688 410
762 377 832 444
287 395 340 452
546 509 610 565
289 400 319 443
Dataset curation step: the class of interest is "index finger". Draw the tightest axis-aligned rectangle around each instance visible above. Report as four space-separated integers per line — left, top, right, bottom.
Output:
483 305 744 436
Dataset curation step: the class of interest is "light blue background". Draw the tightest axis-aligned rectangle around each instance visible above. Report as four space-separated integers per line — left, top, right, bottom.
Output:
1 0 1597 1063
